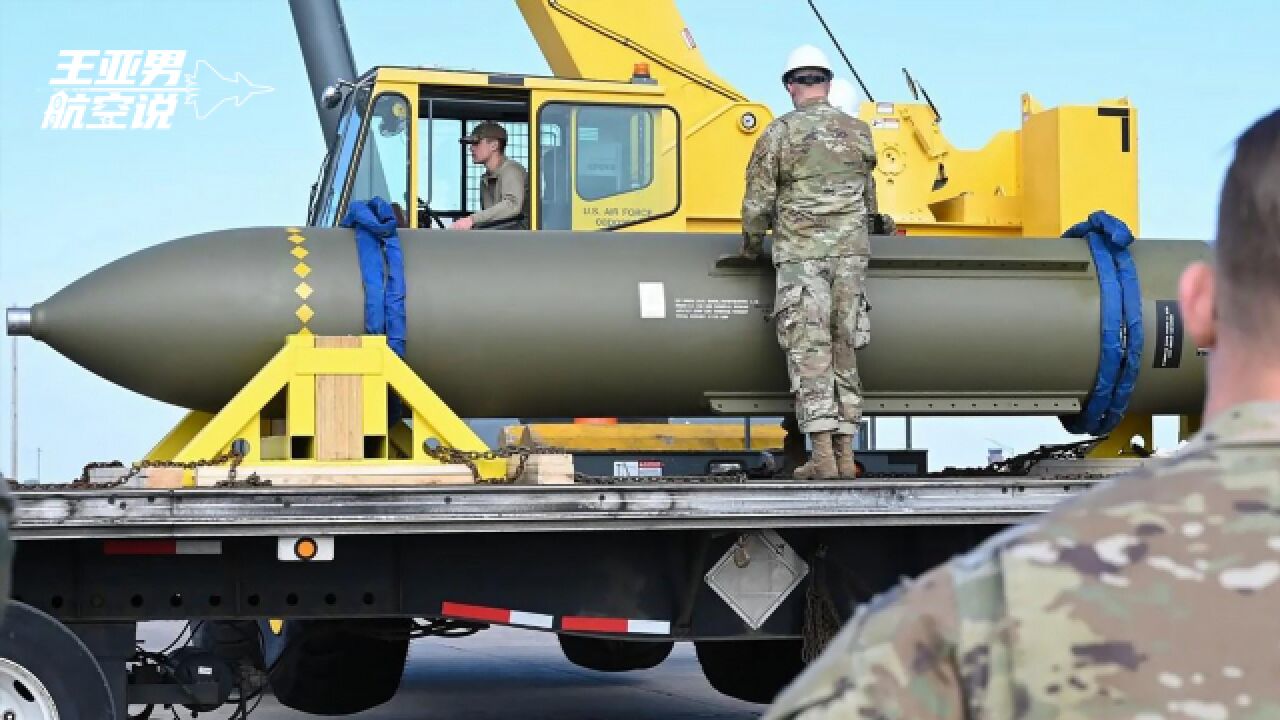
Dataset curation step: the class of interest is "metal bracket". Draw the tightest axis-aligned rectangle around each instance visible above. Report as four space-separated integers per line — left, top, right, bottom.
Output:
706 393 1082 416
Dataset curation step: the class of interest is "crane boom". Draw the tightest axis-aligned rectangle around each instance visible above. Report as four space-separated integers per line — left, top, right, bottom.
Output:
289 0 359 149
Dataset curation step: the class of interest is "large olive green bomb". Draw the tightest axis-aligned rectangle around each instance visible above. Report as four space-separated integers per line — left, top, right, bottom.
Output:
8 229 1207 424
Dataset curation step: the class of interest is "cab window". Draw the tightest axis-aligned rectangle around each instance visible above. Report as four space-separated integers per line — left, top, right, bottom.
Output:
537 103 679 231
416 88 529 228
346 93 411 223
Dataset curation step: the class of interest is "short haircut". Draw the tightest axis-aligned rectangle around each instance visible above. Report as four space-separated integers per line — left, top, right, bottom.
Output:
1215 107 1280 342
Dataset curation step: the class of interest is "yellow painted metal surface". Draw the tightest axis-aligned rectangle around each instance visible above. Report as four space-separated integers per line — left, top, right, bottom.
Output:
144 410 214 461
1087 413 1154 458
1022 99 1139 235
153 335 503 484
1179 414 1202 441
501 423 785 451
372 5 1139 241
862 95 1138 237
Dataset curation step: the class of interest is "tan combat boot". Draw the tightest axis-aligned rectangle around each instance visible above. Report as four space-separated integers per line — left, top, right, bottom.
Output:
833 434 858 478
793 432 837 480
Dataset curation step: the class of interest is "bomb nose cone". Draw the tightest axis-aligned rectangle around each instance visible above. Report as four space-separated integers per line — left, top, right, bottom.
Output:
6 307 32 336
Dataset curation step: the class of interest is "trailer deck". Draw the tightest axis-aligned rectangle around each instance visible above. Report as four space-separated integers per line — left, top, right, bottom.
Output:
11 477 1100 539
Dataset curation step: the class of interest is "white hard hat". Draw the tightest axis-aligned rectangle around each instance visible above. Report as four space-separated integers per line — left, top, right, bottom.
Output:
782 44 833 82
828 77 858 116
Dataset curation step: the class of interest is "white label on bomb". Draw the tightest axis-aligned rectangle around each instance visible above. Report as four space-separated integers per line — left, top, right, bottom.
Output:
638 282 666 319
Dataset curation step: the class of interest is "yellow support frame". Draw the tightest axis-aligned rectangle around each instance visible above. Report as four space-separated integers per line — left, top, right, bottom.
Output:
145 335 503 485
1087 413 1154 458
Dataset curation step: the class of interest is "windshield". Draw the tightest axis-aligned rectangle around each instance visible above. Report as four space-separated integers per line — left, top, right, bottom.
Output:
308 87 412 228
310 86 371 227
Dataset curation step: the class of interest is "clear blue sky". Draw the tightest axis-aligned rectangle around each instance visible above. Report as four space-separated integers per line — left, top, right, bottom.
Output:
1 0 1276 481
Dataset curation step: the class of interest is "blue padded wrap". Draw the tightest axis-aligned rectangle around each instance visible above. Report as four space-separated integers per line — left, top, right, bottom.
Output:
1061 211 1143 436
340 196 406 358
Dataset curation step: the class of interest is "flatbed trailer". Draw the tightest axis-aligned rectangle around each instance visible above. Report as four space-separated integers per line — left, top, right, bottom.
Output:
3 472 1110 717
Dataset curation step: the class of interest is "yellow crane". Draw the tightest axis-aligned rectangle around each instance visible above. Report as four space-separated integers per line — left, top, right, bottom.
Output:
311 0 1137 238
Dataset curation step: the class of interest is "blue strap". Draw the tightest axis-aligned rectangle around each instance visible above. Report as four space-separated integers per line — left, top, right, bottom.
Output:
1094 212 1143 434
1061 211 1143 435
341 197 406 358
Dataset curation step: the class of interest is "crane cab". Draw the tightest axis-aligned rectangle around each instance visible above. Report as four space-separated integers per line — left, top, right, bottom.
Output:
309 66 720 233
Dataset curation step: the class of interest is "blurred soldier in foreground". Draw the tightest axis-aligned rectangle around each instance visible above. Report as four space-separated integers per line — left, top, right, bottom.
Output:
767 108 1280 718
741 46 879 479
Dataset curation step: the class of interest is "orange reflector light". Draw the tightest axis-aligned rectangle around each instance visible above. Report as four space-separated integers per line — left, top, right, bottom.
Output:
633 62 650 77
294 537 319 561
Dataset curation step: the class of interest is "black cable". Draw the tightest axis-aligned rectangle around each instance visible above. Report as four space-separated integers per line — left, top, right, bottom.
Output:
806 0 874 102
156 621 192 655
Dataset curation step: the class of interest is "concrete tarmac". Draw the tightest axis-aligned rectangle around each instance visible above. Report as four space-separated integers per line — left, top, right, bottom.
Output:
137 622 763 719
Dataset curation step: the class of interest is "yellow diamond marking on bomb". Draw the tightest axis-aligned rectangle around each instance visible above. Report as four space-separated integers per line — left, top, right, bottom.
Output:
293 262 311 278
295 282 313 300
295 304 314 324
289 234 305 244
291 246 309 260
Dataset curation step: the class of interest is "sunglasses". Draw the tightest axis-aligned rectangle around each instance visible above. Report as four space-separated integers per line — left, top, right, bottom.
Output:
785 73 830 86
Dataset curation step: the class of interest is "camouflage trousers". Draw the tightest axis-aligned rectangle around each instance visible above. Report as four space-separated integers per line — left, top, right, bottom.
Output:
774 256 870 434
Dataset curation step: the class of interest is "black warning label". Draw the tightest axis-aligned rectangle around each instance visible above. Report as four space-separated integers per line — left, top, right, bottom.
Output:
1154 300 1183 369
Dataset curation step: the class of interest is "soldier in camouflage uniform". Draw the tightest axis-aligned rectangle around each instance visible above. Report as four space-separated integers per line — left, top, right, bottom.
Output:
767 108 1280 718
741 45 881 479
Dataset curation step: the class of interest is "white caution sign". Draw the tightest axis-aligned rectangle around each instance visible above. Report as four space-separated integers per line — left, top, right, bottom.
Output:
704 529 808 630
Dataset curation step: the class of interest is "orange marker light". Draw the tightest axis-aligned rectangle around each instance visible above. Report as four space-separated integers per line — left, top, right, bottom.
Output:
294 537 319 561
633 63 650 78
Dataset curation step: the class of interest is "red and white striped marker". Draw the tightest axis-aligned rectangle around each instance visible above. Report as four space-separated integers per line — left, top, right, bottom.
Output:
441 602 671 636
441 602 554 630
561 616 671 635
102 539 222 556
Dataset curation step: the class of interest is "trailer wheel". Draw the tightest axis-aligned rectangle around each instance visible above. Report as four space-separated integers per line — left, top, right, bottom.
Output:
0 601 116 719
695 638 805 704
263 618 410 715
558 635 674 672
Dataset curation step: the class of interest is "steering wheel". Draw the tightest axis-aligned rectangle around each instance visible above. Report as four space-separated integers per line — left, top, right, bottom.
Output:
417 199 447 229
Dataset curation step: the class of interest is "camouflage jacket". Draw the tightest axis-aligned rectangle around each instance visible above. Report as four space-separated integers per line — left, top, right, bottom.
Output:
742 98 878 264
767 402 1280 720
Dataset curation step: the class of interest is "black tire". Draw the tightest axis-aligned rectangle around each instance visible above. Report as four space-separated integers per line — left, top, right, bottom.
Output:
0 601 116 719
695 638 805 704
262 618 410 715
558 635 674 672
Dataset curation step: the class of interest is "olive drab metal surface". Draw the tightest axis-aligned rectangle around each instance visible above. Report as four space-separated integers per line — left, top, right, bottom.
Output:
11 228 1206 423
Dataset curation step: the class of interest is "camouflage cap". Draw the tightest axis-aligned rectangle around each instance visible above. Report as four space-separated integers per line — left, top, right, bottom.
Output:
460 122 506 145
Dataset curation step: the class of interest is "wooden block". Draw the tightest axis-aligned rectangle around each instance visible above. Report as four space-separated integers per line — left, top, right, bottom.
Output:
142 467 186 489
509 453 575 485
315 336 363 460
194 464 475 487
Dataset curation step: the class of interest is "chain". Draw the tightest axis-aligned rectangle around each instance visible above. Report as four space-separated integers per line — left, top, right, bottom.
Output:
18 451 255 492
421 444 570 484
18 436 1106 493
801 545 842 663
929 436 1104 478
